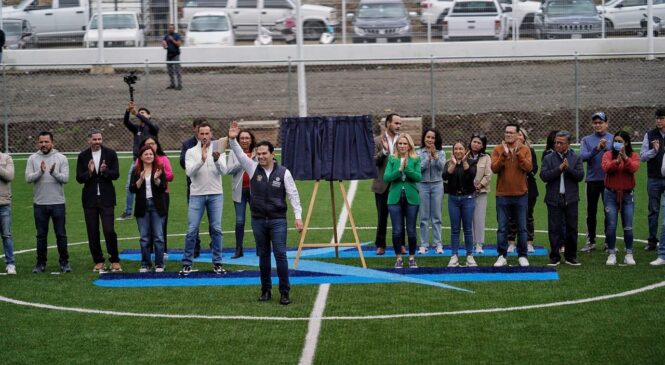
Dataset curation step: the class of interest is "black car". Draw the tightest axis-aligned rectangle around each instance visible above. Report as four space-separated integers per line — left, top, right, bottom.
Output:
534 0 602 39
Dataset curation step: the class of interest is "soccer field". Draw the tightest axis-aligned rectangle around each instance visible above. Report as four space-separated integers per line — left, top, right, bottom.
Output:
1 150 664 365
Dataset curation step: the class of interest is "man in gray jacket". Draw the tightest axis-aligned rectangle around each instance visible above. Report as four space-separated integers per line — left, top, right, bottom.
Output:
0 149 15 275
25 132 70 273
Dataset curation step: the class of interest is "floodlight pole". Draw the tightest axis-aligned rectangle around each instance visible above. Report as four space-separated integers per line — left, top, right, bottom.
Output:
296 0 308 117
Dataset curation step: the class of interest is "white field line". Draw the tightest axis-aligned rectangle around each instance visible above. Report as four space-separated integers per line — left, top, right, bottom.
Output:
298 284 331 365
0 280 664 321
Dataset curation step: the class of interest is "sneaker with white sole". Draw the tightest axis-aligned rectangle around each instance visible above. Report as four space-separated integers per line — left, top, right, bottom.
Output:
580 242 596 253
179 265 192 276
606 254 617 266
650 257 665 266
408 258 418 268
418 246 428 255
475 244 484 254
494 256 508 267
155 266 165 273
507 243 516 253
435 243 444 254
466 256 477 267
623 254 636 266
527 243 535 253
139 266 150 273
518 256 530 267
394 257 403 269
6 264 16 275
448 255 460 267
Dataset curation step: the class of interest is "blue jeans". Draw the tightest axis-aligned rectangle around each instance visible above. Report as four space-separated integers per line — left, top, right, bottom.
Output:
251 217 289 294
137 199 165 267
496 194 528 257
419 181 443 246
34 204 69 265
388 192 419 256
123 162 135 215
0 205 14 265
647 178 665 244
605 189 634 253
448 194 475 255
182 194 223 266
234 188 250 248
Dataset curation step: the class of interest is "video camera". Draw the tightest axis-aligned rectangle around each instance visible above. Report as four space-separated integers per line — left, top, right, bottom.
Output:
123 71 139 101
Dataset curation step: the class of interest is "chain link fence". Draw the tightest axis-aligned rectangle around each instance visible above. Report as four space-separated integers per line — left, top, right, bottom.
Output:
1 53 663 153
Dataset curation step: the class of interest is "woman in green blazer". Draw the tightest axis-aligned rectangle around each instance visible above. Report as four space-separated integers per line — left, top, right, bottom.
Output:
384 133 422 269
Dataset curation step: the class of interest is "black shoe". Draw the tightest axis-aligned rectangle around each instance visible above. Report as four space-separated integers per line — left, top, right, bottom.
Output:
179 265 192 276
231 247 244 259
258 290 272 301
176 85 183 90
280 293 291 305
547 258 560 266
32 264 46 273
646 242 658 251
166 85 175 89
60 263 72 273
213 263 226 274
565 258 582 266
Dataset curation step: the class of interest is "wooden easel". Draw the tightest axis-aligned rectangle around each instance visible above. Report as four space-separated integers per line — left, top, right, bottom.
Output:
293 180 367 269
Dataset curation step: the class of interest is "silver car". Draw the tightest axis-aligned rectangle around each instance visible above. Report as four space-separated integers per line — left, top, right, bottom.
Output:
2 18 35 49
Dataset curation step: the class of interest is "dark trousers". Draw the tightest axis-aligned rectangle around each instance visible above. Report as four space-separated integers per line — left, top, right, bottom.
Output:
586 181 607 244
34 204 69 266
251 217 289 294
234 188 250 248
83 199 119 264
374 191 389 248
167 54 182 87
547 199 579 261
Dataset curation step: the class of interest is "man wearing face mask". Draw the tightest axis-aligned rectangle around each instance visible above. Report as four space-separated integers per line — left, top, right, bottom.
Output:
25 132 70 273
640 108 665 252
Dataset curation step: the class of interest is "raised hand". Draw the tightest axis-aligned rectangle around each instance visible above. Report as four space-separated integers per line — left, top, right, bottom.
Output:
212 151 221 162
652 140 660 152
100 160 107 173
88 159 95 174
560 158 568 171
154 168 162 179
599 138 607 150
502 141 510 155
229 121 240 139
381 135 389 152
40 161 47 172
201 144 208 162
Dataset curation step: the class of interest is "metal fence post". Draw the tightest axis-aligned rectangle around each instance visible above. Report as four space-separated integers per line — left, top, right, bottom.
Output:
143 59 150 110
574 52 580 144
430 55 436 129
287 57 293 117
2 64 7 153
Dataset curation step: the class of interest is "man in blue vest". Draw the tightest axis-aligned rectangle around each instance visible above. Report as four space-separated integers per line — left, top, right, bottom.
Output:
228 121 303 305
640 108 665 251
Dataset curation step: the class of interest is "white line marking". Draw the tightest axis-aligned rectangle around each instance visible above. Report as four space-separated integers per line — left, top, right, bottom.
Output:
0 280 663 321
299 284 331 365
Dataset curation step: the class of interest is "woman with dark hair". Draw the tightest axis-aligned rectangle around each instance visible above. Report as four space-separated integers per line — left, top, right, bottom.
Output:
137 136 174 255
468 133 492 254
130 145 168 272
443 141 477 267
227 129 257 259
602 130 640 266
542 130 559 161
417 128 446 255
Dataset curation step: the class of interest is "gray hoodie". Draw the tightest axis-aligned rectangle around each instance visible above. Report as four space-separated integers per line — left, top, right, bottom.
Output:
25 149 69 205
0 153 15 205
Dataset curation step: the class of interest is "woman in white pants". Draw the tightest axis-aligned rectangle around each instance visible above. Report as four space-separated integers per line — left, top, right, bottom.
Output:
469 134 492 254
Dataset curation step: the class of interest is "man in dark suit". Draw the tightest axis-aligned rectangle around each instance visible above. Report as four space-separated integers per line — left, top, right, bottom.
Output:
76 129 122 272
371 113 402 255
540 130 585 266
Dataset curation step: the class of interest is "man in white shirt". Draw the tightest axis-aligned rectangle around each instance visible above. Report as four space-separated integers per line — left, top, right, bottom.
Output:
229 121 303 305
180 122 227 275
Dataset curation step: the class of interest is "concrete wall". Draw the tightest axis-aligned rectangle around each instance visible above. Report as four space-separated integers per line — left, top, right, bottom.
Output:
4 38 665 67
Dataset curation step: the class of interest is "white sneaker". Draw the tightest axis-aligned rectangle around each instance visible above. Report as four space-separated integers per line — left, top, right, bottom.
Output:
623 254 636 266
155 266 165 273
507 243 516 253
606 254 617 266
418 246 428 255
448 255 460 267
466 256 477 267
650 257 665 266
518 256 529 267
139 266 150 273
527 243 535 253
6 264 16 275
475 244 484 254
494 256 507 267
435 243 444 254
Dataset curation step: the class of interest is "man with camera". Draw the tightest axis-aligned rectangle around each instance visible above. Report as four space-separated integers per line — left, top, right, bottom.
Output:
118 101 159 220
163 24 182 90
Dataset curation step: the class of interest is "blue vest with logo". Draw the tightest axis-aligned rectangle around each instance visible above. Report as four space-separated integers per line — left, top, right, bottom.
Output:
250 163 287 219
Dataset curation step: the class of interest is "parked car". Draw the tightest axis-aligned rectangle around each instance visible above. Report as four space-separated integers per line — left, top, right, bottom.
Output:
2 18 35 49
420 0 454 28
83 11 145 48
443 0 510 41
498 0 542 36
599 0 665 32
181 0 339 40
2 0 89 39
422 0 539 32
350 0 417 43
534 0 602 39
186 11 235 46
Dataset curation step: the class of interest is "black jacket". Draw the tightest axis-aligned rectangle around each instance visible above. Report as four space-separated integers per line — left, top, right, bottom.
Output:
129 169 167 217
76 146 120 208
540 149 585 205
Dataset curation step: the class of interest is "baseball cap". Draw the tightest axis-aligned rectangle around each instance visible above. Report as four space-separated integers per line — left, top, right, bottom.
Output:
591 112 607 122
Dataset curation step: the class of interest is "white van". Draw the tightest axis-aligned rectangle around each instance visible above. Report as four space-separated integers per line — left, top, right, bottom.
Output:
186 11 235 46
83 11 145 47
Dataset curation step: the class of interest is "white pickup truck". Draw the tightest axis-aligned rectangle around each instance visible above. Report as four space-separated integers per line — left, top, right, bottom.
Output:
443 0 510 40
180 0 339 40
2 0 89 39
